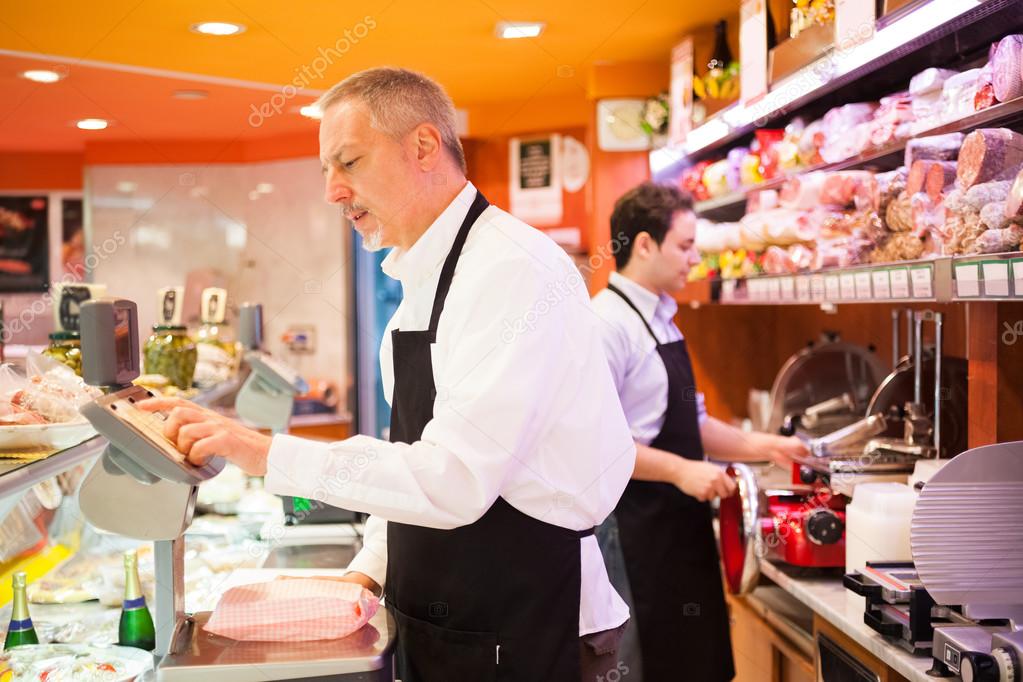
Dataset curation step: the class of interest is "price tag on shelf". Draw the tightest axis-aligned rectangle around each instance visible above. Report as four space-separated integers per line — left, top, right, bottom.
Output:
766 278 781 300
910 265 933 299
780 277 795 301
796 276 811 301
854 272 872 300
872 270 891 299
982 261 1010 297
810 275 825 301
955 262 981 298
1013 259 1023 298
748 278 763 302
721 279 737 302
839 273 856 300
824 275 841 301
890 268 910 299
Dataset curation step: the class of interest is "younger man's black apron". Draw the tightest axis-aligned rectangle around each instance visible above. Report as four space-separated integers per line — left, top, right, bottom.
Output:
385 191 592 682
606 283 735 682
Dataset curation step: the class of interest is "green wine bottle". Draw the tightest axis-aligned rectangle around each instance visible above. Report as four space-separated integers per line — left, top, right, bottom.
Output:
4 571 39 649
118 549 156 651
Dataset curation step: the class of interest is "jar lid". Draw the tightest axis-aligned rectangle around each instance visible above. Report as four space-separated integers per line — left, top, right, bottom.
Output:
153 325 188 332
49 330 80 341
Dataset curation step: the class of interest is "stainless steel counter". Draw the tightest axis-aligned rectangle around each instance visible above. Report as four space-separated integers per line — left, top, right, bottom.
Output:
759 560 935 682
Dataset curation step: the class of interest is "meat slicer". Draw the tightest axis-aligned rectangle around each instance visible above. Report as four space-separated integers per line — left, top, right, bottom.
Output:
719 309 968 593
75 298 395 681
842 441 1023 681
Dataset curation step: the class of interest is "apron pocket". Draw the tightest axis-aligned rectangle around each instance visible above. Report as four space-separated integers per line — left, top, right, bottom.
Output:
391 605 498 682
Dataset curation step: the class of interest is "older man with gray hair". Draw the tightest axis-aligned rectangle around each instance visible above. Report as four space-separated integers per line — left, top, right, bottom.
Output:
141 67 636 681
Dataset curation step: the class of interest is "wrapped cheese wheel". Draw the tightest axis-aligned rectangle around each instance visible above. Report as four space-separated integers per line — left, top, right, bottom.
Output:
957 128 1023 189
885 192 914 232
909 68 958 97
904 132 963 168
992 35 1023 103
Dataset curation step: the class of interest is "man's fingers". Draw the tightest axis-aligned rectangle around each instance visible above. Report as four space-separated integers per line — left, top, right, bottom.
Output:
186 434 220 467
135 397 191 413
163 406 209 443
177 421 220 455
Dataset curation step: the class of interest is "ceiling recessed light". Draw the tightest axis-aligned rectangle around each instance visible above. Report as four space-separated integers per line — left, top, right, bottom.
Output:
76 118 108 130
299 104 322 119
256 183 274 194
190 21 246 36
21 69 63 84
115 181 138 193
495 21 545 39
173 89 209 100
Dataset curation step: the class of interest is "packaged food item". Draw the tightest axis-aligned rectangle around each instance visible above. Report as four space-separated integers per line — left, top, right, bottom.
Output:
972 224 1023 254
991 35 1023 103
755 129 786 180
957 129 1023 189
940 69 982 123
980 201 1011 230
797 119 826 166
739 153 764 186
819 103 877 163
143 326 197 390
193 288 241 388
963 180 1013 211
725 147 747 189
702 159 732 197
681 161 712 201
906 160 956 200
42 332 82 376
1005 167 1023 218
884 192 914 232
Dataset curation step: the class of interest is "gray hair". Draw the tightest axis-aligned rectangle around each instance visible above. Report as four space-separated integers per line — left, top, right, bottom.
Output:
316 67 466 173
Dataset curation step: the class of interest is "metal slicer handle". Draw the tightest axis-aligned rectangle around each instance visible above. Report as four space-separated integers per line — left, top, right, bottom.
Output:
934 312 942 458
891 308 900 369
914 311 924 405
810 412 887 457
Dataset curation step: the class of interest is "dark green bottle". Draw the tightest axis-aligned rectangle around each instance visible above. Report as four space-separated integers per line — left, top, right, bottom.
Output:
4 571 39 649
118 549 156 651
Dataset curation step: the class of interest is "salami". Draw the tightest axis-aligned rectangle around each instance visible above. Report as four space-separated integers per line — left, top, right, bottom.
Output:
904 133 963 168
924 161 957 200
992 35 1023 103
980 201 1011 230
956 128 1023 189
1005 167 1023 218
972 224 1023 254
963 180 1013 212
820 171 875 207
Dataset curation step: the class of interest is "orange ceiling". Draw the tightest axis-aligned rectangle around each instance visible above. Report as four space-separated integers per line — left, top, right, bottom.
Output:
0 1 724 153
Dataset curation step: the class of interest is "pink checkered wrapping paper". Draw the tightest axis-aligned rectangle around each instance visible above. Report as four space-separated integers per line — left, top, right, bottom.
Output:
204 578 379 642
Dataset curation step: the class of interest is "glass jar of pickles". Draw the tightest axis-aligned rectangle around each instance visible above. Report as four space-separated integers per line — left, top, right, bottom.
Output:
193 322 241 388
144 325 198 390
43 331 82 375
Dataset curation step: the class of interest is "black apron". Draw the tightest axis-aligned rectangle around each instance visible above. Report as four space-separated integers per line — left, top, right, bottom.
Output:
385 190 590 682
607 283 735 682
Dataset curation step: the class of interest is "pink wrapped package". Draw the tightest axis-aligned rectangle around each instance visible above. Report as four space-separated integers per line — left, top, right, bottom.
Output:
205 578 379 642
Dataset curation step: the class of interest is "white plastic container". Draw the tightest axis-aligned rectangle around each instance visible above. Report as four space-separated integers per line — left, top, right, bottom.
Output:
845 482 917 574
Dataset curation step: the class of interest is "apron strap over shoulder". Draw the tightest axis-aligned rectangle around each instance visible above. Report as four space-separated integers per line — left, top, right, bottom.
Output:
606 283 660 344
428 190 490 334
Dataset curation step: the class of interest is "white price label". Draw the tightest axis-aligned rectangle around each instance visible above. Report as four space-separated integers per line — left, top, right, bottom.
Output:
1013 260 1023 297
722 279 737 301
910 266 933 299
983 261 1010 297
872 270 891 299
955 263 981 298
749 279 764 301
890 268 910 299
854 272 872 299
796 276 811 301
780 277 795 300
839 273 856 300
824 275 841 301
810 275 826 301
767 278 781 300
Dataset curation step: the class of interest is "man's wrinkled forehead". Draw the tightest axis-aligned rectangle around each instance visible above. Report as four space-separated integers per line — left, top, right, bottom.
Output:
319 100 372 159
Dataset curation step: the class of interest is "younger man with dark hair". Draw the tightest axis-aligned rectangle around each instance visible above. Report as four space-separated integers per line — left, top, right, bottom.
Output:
592 181 807 681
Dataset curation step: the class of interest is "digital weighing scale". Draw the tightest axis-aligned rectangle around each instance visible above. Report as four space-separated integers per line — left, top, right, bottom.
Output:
76 298 395 681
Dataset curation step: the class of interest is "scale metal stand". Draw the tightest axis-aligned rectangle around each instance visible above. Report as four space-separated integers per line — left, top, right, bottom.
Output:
75 299 394 680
